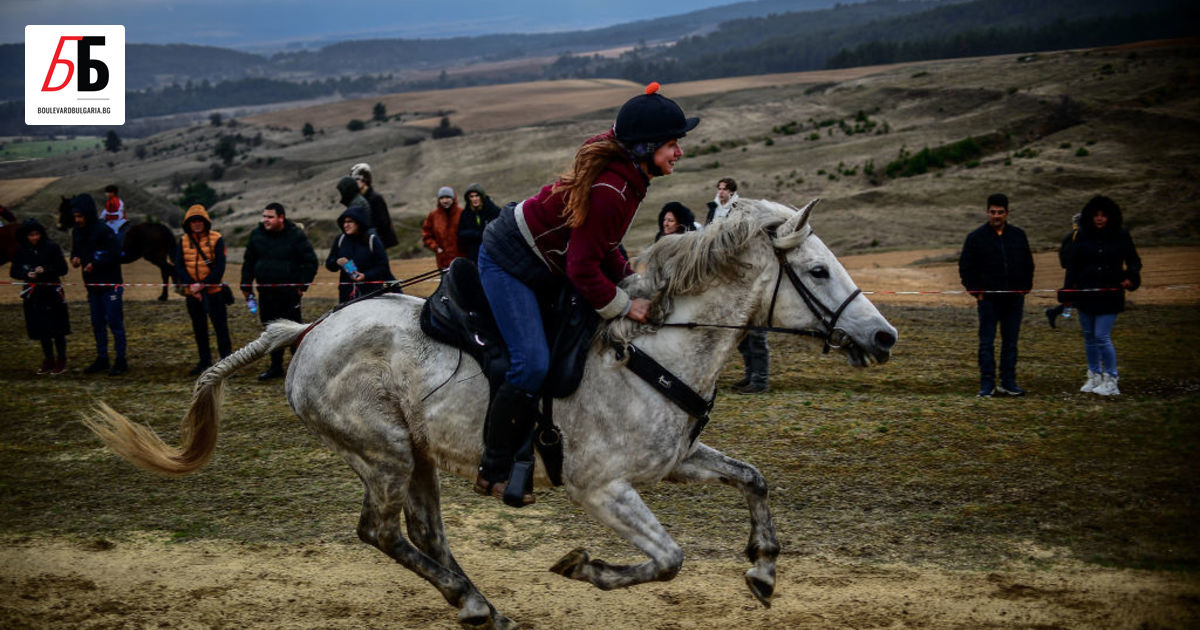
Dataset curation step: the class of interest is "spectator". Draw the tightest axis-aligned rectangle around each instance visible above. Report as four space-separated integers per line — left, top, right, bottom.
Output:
958 193 1034 397
10 218 70 374
654 201 698 242
708 177 768 394
421 186 462 269
1063 196 1141 396
456 183 501 263
475 82 698 505
1045 212 1082 328
101 184 127 234
350 162 399 248
705 176 739 224
325 202 394 303
241 203 318 380
69 193 128 376
175 205 233 375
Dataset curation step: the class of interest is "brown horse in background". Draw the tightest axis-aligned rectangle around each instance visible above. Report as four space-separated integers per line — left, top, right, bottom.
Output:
0 205 18 266
57 196 176 301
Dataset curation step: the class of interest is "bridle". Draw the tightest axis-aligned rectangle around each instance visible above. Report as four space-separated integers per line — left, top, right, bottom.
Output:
660 230 862 354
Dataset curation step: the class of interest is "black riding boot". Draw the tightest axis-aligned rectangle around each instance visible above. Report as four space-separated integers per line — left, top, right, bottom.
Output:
475 382 537 506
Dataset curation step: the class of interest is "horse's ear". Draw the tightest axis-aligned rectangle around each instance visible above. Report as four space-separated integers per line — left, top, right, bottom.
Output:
771 198 819 249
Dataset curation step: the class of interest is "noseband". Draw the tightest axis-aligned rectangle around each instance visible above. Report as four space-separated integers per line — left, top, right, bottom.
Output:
765 249 861 353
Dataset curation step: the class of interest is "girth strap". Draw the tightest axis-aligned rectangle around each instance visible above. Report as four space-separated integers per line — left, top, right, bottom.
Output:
613 342 715 444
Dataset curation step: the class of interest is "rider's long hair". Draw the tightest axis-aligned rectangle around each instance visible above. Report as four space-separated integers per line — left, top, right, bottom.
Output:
552 133 634 229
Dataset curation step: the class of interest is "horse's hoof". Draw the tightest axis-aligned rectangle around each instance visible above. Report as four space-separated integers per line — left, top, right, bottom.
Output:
745 567 775 608
549 547 589 579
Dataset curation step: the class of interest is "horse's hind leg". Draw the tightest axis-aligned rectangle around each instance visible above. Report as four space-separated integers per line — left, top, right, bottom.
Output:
551 480 684 590
665 442 779 607
320 395 513 629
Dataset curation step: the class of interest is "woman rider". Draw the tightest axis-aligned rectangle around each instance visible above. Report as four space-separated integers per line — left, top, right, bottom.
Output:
475 83 699 504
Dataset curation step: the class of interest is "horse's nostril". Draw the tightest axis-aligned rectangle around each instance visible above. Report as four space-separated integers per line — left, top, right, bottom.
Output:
875 330 896 350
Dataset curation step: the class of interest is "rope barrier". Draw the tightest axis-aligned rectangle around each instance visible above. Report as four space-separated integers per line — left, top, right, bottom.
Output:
0 281 1192 293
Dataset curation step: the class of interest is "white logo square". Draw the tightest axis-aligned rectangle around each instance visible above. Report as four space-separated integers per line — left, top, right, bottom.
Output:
25 25 125 126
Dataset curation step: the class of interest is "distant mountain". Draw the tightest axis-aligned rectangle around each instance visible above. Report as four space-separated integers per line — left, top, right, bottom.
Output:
550 0 1196 82
0 0 865 101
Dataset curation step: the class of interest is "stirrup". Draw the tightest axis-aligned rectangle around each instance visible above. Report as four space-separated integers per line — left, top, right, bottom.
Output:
473 474 535 506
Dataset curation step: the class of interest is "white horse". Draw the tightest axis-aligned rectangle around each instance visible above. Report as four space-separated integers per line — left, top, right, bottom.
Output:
86 199 897 630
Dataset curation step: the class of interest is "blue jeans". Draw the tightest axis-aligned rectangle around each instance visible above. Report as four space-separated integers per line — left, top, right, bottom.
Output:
977 294 1023 385
1078 311 1118 376
87 286 126 359
478 245 548 393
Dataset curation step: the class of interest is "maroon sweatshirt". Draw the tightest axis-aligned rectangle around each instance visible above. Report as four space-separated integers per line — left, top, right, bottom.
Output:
514 131 648 319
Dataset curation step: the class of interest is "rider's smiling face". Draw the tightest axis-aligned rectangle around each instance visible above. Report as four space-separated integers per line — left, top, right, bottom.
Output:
652 139 682 177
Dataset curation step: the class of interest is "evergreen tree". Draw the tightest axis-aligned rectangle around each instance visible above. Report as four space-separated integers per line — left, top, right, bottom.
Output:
373 102 387 122
178 180 218 209
104 130 121 152
302 122 315 140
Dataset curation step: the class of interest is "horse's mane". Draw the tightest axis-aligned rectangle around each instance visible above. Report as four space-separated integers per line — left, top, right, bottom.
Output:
603 199 796 346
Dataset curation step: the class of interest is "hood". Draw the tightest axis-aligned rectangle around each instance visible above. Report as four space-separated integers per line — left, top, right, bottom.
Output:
183 204 212 231
338 203 371 233
70 193 99 227
464 182 487 199
658 202 696 232
337 176 361 206
16 218 48 243
1080 195 1124 236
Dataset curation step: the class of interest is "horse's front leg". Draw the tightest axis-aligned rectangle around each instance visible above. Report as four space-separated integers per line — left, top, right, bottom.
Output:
157 262 170 301
551 480 684 590
666 442 779 607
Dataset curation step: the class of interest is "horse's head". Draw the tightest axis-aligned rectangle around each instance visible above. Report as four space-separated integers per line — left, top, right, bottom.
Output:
753 198 897 366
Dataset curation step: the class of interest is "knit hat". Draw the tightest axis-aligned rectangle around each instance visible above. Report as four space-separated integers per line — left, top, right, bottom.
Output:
437 186 454 199
614 82 699 147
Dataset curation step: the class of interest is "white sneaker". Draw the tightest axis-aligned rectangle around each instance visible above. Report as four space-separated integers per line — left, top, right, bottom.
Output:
1080 371 1101 393
1094 373 1120 396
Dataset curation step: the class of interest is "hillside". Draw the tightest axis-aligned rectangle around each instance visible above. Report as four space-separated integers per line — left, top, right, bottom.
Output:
2 42 1198 263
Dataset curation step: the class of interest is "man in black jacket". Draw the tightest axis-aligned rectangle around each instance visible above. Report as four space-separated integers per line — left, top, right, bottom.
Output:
958 193 1034 397
240 202 318 380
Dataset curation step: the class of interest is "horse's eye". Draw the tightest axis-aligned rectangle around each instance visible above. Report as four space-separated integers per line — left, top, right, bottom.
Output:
810 266 830 279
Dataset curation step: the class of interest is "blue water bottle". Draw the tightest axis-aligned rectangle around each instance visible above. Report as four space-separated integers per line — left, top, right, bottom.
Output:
343 259 358 275
247 294 258 314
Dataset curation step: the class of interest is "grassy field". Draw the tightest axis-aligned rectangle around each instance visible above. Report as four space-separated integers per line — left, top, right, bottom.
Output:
0 137 102 162
1 296 1197 571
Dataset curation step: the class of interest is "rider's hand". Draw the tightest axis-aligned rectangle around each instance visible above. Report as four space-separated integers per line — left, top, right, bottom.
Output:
625 298 651 323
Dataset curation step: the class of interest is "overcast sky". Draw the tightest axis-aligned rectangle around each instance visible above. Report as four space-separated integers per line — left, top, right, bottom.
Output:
2 0 737 49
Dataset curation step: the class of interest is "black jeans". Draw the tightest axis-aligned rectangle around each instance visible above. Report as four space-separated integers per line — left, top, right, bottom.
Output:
257 288 303 370
185 292 232 365
977 294 1024 385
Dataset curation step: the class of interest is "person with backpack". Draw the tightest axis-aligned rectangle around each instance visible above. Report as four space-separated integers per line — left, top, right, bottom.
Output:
325 203 394 303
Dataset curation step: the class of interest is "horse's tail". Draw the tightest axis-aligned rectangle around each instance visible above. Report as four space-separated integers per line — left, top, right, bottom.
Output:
83 320 310 475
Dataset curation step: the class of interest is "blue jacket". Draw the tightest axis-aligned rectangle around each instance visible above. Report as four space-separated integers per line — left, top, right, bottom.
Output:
325 204 393 302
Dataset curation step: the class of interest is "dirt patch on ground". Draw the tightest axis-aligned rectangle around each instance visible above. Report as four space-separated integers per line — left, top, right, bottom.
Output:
0 177 59 207
3 537 1195 629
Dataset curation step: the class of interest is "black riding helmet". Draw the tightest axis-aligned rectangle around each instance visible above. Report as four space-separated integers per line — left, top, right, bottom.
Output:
614 82 699 166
